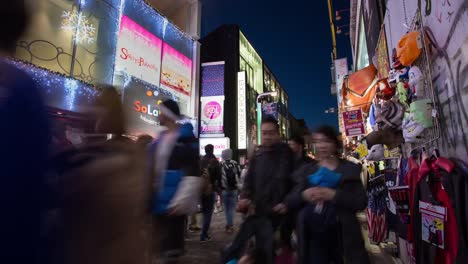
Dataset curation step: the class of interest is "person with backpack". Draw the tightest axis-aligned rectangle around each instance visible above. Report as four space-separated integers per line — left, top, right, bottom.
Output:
221 149 241 233
200 144 222 242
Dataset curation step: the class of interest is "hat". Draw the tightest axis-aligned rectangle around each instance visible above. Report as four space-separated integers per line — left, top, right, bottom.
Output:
408 66 424 97
410 99 433 128
397 31 422 66
375 78 395 100
403 113 425 143
397 82 410 109
366 144 385 161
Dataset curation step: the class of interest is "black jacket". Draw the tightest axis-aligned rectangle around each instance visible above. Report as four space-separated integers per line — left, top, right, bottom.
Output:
201 154 221 188
241 143 294 216
286 160 370 264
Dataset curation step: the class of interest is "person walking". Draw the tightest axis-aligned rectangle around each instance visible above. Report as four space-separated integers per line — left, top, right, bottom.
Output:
286 125 370 264
222 116 294 264
220 149 241 233
288 135 313 170
199 144 221 242
0 2 51 262
149 99 200 262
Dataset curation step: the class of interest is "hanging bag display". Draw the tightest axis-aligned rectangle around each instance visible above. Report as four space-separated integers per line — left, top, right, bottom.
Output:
341 64 378 114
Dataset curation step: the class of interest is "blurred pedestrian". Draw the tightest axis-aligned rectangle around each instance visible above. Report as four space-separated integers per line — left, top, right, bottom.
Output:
199 144 222 242
57 86 151 264
285 125 369 264
222 116 294 264
0 1 51 263
288 135 313 170
149 99 199 262
220 149 241 233
136 134 153 148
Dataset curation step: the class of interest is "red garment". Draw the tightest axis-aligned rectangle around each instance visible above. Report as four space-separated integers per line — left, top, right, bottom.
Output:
417 158 458 264
405 158 420 243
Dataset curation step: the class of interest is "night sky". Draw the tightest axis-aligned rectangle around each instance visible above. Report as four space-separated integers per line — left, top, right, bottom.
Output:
201 0 352 130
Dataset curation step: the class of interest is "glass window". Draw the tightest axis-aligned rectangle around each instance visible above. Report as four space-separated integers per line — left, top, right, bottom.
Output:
356 15 370 70
15 0 75 76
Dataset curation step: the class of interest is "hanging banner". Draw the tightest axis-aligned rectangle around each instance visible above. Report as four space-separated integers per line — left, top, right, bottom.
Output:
376 26 390 79
201 62 225 97
161 43 193 96
200 96 225 136
334 57 348 105
342 109 366 137
114 16 162 86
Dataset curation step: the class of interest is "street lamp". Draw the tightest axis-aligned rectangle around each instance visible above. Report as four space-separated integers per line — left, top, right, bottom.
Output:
256 91 278 145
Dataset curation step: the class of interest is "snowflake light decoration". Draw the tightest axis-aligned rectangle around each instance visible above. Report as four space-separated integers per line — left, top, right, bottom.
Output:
61 10 96 44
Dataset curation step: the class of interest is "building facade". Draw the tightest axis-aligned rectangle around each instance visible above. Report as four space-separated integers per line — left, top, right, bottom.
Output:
12 0 201 139
200 25 290 163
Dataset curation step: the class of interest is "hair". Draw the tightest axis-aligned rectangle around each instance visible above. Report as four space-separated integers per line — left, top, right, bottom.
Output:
95 85 126 135
314 125 341 150
162 99 181 117
205 144 214 155
289 135 305 146
261 115 279 131
0 1 31 52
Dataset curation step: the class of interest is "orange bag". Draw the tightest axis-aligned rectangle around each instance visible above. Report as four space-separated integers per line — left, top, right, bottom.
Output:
341 64 378 114
397 31 422 66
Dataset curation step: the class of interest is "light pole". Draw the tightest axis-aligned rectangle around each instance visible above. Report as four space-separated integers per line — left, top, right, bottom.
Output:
256 91 278 145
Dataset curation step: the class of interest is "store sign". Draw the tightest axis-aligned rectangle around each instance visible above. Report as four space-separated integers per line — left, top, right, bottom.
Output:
199 137 230 157
237 71 247 149
200 96 225 136
115 16 162 86
334 57 348 105
376 27 390 79
161 43 193 96
342 109 366 137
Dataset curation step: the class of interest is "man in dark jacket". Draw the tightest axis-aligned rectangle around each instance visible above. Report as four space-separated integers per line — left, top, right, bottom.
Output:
223 116 294 264
199 144 221 242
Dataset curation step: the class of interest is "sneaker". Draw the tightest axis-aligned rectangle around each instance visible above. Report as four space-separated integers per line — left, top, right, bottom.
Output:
200 236 212 243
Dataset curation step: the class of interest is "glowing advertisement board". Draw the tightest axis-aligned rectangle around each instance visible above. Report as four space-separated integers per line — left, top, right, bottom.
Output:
161 43 193 96
114 16 162 86
237 71 247 149
342 109 366 137
199 137 230 158
200 96 225 136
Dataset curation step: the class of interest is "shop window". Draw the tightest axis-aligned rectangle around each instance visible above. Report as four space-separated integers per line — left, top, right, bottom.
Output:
15 0 75 76
15 0 120 85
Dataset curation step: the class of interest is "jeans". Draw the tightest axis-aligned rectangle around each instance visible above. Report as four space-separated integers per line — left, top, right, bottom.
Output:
201 192 215 239
222 190 237 227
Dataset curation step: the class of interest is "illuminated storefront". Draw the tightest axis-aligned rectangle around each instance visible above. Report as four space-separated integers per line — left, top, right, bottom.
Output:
11 0 200 137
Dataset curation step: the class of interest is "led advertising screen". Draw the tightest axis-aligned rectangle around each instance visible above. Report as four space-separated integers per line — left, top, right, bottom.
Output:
114 15 162 86
200 96 225 136
161 43 193 96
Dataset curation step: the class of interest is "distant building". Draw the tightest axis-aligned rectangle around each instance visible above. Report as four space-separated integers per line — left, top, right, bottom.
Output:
200 25 290 163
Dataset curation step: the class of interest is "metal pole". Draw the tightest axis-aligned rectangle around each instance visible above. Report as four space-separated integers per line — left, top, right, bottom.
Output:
327 0 337 60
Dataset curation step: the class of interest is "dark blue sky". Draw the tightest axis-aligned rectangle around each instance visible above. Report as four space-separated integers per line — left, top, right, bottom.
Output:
201 0 352 130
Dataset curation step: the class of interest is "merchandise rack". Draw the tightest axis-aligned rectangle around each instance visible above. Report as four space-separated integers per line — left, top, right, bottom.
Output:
407 9 441 153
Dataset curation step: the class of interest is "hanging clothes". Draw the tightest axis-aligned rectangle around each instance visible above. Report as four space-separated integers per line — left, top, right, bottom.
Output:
412 157 459 264
367 174 388 244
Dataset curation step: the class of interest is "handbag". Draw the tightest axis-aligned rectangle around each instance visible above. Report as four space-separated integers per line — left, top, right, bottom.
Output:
375 100 405 130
